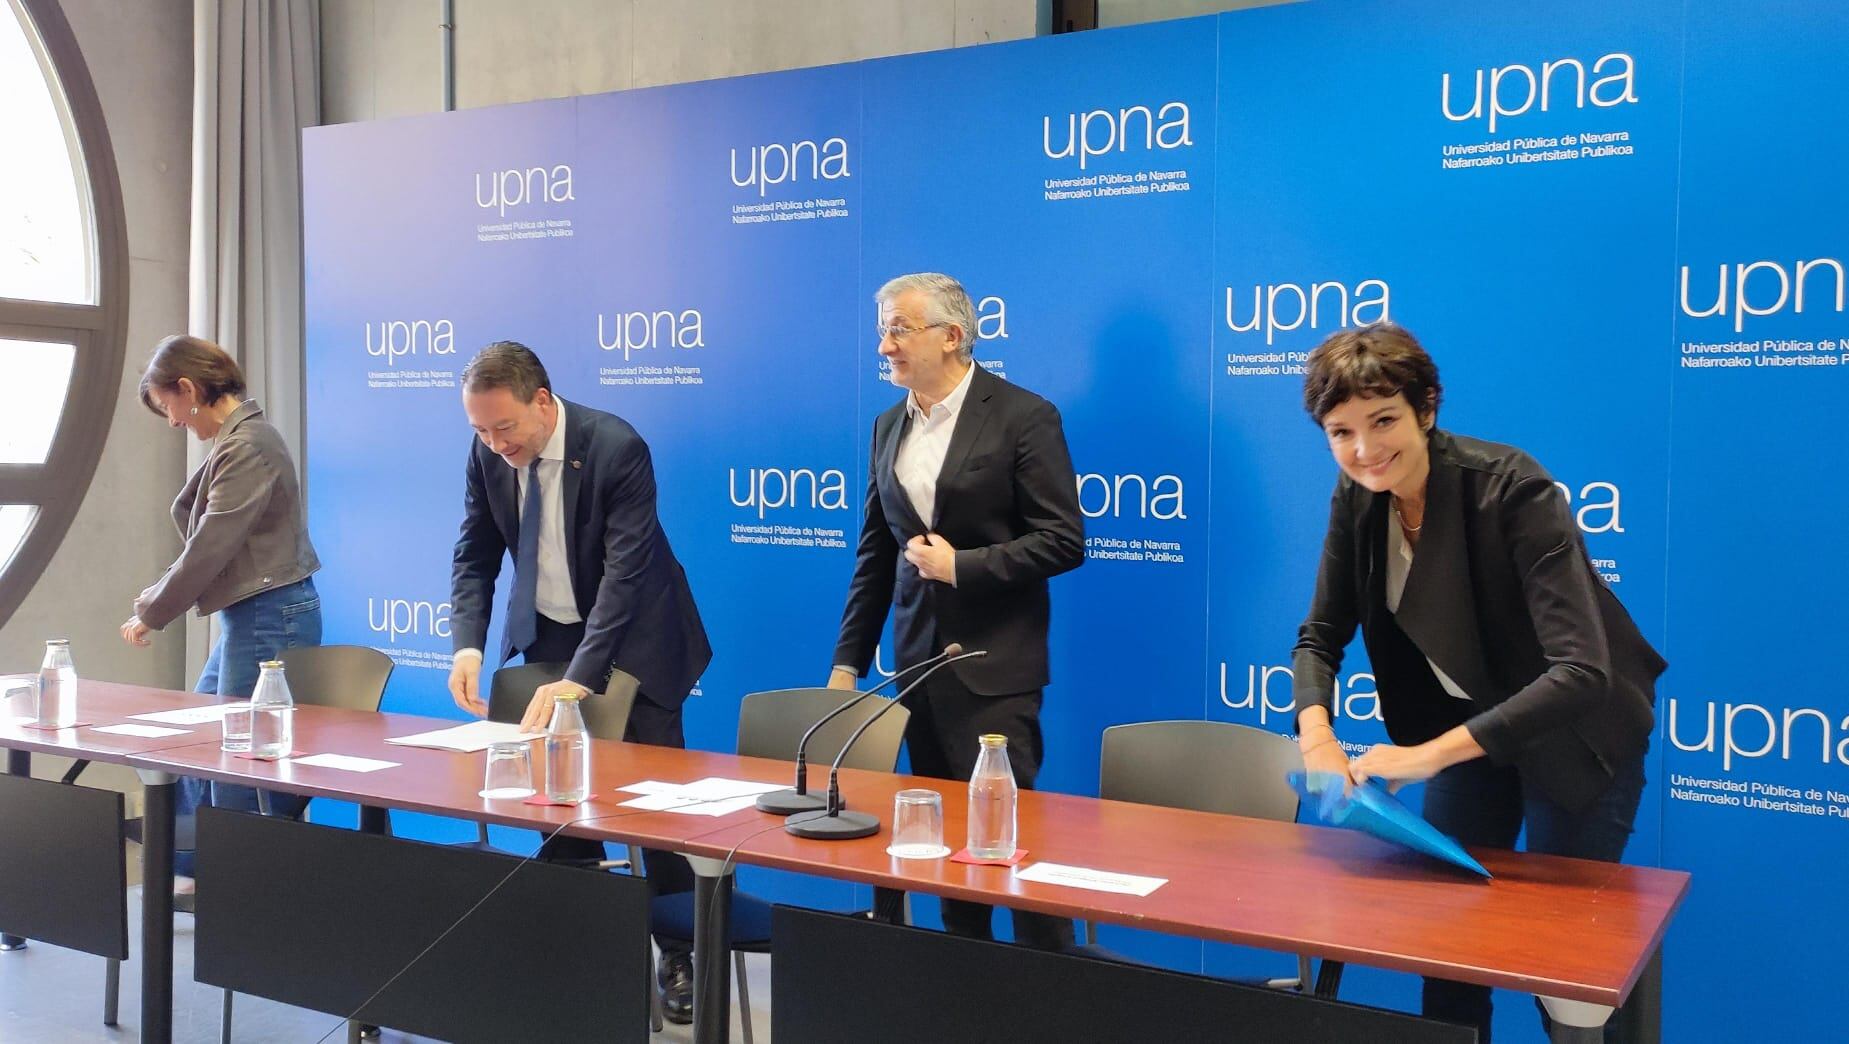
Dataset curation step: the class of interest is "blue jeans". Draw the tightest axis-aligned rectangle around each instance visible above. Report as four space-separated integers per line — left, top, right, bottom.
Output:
1419 752 1648 1043
174 579 322 864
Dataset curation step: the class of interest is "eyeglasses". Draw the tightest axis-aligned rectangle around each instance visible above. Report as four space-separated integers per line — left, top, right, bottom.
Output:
876 321 946 341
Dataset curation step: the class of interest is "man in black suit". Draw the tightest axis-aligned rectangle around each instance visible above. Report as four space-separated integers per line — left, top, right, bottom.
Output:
830 273 1085 949
448 340 711 1020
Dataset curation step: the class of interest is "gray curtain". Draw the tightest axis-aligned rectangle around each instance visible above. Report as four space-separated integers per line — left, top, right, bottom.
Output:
186 0 319 675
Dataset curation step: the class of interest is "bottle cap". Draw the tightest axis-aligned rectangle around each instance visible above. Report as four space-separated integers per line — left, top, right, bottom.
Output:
46 638 70 646
979 733 1007 745
260 660 285 669
556 690 583 701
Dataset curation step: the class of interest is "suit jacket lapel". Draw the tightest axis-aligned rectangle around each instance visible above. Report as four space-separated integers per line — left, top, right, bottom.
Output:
1394 433 1496 699
560 398 584 583
931 366 993 528
1359 488 1388 631
878 404 928 536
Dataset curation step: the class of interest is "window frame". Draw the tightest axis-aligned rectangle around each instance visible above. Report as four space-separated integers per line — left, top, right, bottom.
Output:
0 0 130 627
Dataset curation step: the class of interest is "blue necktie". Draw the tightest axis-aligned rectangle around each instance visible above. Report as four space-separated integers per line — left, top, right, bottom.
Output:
506 460 542 655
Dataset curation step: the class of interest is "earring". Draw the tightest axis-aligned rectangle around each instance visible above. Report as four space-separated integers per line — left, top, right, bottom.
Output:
189 406 199 416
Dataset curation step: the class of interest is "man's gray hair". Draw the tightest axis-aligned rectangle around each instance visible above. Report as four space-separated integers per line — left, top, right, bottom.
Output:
876 272 979 361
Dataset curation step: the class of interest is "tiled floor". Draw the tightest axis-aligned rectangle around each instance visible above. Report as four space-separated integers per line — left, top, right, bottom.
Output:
0 886 773 1043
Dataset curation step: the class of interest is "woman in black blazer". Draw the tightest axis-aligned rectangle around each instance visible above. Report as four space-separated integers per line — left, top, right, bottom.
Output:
1290 323 1664 1041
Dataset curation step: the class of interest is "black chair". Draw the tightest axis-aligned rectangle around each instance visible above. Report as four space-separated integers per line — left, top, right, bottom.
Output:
485 660 638 740
648 687 912 1044
1089 720 1311 989
216 645 394 1043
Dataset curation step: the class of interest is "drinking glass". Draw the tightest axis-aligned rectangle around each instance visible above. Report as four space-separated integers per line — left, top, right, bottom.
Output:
481 740 536 799
886 788 950 859
220 704 253 753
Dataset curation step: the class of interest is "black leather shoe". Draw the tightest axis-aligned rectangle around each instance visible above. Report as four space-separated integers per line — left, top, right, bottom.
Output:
658 951 694 1025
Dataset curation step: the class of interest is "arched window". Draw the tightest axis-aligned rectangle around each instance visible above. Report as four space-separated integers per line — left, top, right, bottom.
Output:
0 0 128 626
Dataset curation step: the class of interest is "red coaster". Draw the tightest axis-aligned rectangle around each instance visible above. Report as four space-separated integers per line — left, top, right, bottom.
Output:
522 794 583 807
21 720 92 730
950 847 1028 867
234 749 304 762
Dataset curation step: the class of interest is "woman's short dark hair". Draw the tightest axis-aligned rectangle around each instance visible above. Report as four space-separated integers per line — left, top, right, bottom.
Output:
138 335 247 417
1302 322 1443 425
461 340 552 403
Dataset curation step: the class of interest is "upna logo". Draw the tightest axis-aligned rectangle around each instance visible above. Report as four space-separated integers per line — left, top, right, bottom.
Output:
597 308 705 361
366 319 456 367
1042 101 1193 170
1075 472 1185 520
368 596 451 643
975 295 1008 341
474 163 575 217
728 466 850 519
1441 52 1638 133
1679 256 1845 333
1222 277 1391 346
730 136 850 198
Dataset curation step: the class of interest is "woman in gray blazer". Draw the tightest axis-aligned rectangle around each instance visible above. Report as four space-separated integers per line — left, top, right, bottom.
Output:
1290 323 1664 1042
122 335 322 830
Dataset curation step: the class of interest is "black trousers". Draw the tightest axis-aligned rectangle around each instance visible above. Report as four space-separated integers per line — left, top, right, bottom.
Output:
522 615 695 953
873 666 1075 951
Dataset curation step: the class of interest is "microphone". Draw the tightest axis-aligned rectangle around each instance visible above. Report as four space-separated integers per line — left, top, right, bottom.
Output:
785 649 988 840
756 644 966 816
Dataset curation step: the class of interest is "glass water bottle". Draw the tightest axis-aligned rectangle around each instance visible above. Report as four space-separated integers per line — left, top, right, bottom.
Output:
545 692 591 804
967 734 1018 860
249 660 295 759
35 639 78 729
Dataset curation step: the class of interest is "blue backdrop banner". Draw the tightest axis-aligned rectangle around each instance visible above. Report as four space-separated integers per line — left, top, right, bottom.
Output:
303 5 1848 1039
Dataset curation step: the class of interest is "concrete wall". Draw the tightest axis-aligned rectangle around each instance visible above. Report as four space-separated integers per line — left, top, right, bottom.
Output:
1098 0 1291 29
2 0 193 793
320 0 1042 122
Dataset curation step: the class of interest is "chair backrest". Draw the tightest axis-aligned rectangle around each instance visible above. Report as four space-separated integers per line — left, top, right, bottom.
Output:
275 645 394 713
1099 720 1302 822
487 661 638 742
736 688 911 772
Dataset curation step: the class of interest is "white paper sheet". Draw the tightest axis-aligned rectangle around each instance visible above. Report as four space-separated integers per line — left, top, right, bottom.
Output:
616 780 683 796
383 720 540 753
129 702 250 726
613 777 784 816
1013 862 1168 897
617 777 784 800
91 723 192 738
291 753 400 773
677 777 788 800
617 793 764 817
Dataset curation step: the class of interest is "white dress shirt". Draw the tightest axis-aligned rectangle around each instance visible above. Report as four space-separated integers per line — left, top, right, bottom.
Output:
456 401 580 666
1385 516 1471 701
894 362 976 530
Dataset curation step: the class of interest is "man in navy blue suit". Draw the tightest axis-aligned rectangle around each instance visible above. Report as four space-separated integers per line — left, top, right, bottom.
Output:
448 340 711 1020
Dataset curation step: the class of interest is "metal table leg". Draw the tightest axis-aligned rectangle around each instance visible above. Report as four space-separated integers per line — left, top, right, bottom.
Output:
1313 959 1344 998
684 854 735 1044
0 749 28 951
355 805 389 1039
137 768 177 1044
1611 944 1663 1044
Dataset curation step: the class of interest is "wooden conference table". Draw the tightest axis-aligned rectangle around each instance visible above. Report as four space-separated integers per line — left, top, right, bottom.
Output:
0 679 1688 1043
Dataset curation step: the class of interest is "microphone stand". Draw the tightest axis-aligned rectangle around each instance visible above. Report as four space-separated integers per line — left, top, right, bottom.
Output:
756 644 962 816
785 650 987 840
